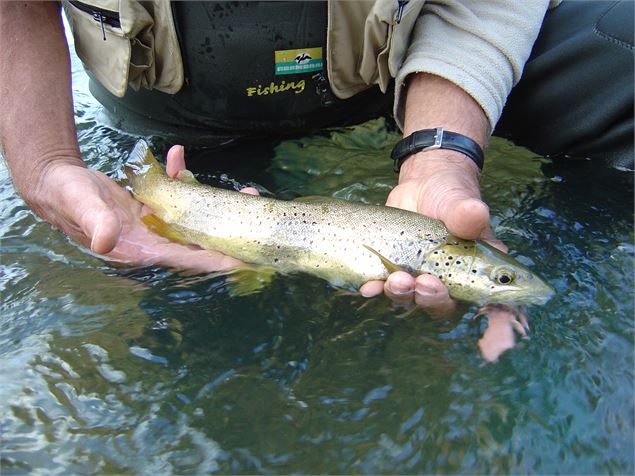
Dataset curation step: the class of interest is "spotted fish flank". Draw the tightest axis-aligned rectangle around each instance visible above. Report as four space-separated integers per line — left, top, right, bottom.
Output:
124 140 554 305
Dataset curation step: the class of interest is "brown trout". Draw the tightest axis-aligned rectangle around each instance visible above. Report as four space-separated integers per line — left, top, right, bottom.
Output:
124 140 554 305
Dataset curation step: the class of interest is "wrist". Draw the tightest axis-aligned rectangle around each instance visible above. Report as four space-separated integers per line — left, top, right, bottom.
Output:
391 128 485 173
16 151 85 212
398 148 482 185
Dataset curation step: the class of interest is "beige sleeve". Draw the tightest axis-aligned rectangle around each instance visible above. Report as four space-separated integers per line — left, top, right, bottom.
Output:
394 0 552 131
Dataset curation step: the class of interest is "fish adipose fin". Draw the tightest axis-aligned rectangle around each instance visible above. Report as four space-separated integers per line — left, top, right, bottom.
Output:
175 169 200 184
293 196 346 204
141 214 189 244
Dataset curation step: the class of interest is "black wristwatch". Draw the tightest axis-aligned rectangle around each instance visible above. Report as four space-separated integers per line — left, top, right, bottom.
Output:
390 128 484 172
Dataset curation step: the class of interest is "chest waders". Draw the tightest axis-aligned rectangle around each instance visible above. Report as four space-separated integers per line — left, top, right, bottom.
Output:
88 1 392 146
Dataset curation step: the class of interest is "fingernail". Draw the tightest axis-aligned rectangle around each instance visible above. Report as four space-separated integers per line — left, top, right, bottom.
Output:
360 288 374 298
90 223 101 252
415 285 438 297
387 283 413 296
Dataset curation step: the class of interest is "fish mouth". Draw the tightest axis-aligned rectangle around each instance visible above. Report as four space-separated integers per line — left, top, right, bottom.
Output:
488 284 555 306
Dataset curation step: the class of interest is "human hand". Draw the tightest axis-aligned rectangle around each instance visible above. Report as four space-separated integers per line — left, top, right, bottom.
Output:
475 304 529 362
359 151 506 312
26 146 257 273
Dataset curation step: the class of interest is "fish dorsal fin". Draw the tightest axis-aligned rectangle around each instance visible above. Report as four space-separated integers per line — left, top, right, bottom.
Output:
293 195 347 214
293 195 346 205
363 245 408 275
141 214 189 244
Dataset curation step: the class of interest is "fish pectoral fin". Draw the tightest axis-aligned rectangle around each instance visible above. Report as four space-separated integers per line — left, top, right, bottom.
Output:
363 245 407 275
225 265 278 297
141 214 189 244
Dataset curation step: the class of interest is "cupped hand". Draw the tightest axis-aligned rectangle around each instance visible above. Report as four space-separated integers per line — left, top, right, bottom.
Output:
359 151 505 312
33 145 257 273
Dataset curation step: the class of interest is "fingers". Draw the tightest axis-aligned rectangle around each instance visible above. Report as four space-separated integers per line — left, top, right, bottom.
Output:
108 231 243 273
385 271 416 306
412 273 454 311
166 145 186 178
477 312 518 362
240 187 260 196
360 272 455 313
359 279 385 297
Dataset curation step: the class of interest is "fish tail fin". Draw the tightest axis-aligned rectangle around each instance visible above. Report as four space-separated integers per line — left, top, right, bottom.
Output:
141 213 189 244
124 140 164 181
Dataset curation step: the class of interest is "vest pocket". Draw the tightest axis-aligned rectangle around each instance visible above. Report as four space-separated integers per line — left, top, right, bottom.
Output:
128 37 153 89
64 1 132 97
63 0 177 97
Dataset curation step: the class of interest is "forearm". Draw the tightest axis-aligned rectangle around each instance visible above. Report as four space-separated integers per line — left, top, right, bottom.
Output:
399 72 490 182
0 2 83 209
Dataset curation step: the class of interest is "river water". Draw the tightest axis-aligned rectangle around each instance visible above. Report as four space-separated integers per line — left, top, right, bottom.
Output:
1 26 633 476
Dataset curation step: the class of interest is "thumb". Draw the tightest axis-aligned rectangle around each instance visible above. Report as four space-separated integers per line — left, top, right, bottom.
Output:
441 197 490 240
79 205 122 255
166 145 186 178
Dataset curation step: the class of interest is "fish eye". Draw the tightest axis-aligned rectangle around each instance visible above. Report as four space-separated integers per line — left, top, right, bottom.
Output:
494 268 516 285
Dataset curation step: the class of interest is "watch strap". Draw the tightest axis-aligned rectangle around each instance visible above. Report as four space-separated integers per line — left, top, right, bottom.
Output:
390 128 484 172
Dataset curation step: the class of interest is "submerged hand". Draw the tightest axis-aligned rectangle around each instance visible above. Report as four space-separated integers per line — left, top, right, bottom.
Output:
475 304 529 362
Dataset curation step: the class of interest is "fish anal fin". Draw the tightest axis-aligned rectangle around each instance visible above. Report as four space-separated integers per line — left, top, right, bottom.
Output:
226 265 277 297
363 245 407 275
141 214 188 244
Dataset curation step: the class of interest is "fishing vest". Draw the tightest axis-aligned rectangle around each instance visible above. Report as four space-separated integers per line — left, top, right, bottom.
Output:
60 0 431 139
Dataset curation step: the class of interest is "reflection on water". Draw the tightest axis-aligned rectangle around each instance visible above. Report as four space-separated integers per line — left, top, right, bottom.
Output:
1 34 633 475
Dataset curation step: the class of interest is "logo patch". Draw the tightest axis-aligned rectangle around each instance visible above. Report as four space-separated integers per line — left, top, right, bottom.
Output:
275 47 323 75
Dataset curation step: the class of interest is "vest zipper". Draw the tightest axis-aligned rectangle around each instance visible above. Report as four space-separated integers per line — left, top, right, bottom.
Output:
69 0 121 40
396 0 409 24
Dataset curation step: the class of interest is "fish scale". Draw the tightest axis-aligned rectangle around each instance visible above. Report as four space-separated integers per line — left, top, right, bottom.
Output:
124 140 554 305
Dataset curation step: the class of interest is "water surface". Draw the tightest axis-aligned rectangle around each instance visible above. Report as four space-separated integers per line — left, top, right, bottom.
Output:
1 32 633 475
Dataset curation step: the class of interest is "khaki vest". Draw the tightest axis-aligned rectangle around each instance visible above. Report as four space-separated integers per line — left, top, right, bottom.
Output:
63 0 559 99
62 0 426 99
327 0 426 99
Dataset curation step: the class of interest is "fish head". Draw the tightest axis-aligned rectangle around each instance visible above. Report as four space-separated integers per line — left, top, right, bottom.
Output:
432 238 555 305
